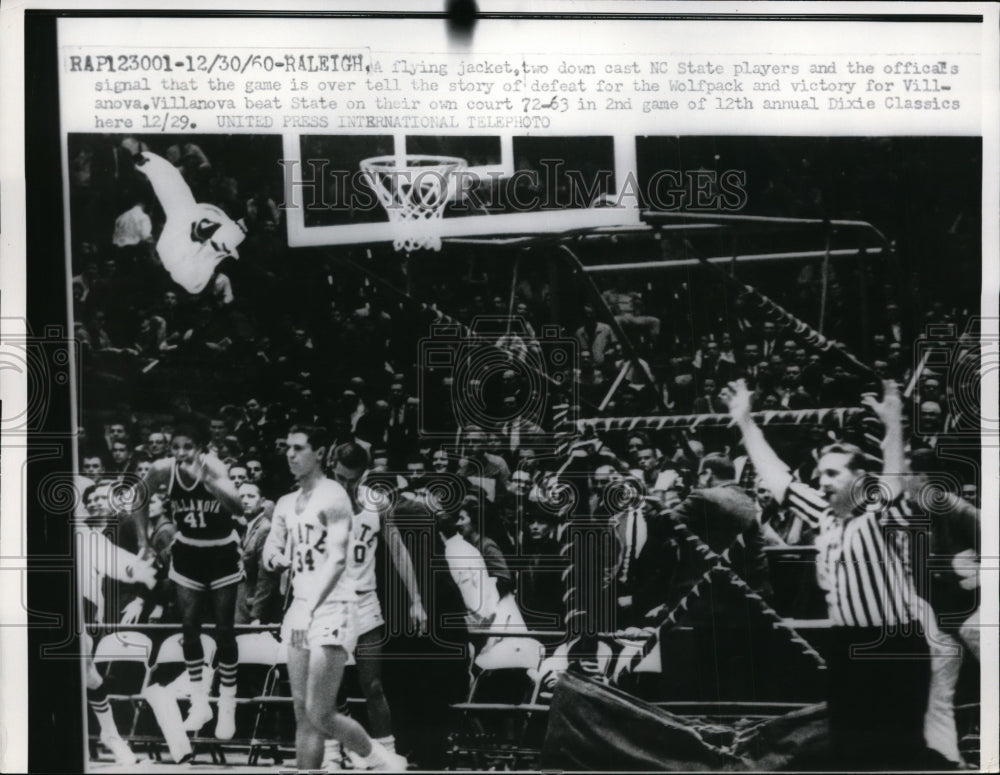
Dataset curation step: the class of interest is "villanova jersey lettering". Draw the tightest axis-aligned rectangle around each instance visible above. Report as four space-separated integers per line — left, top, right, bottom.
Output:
167 461 233 540
172 498 222 514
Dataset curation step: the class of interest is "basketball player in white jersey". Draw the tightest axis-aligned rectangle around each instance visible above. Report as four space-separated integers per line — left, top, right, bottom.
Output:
262 425 407 771
77 480 157 765
323 444 428 768
126 143 246 295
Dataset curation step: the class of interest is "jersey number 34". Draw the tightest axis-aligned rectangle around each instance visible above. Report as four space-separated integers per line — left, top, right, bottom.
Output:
295 548 316 573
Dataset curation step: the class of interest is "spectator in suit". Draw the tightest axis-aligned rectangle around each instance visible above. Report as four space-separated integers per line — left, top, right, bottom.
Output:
676 453 770 594
608 476 651 627
386 382 417 462
575 304 616 368
245 458 265 486
589 464 622 518
715 333 738 382
754 476 813 547
777 364 818 409
730 292 756 340
517 507 564 628
917 400 945 449
625 432 651 469
500 396 545 452
108 440 135 478
356 400 390 449
693 338 722 380
457 427 510 502
577 349 608 406
759 320 780 358
637 454 771 619
919 374 945 406
692 378 725 414
143 430 168 461
228 463 249 491
667 356 697 413
207 415 229 454
234 482 281 625
740 342 762 373
604 288 660 350
404 455 431 496
634 443 661 491
105 421 130 455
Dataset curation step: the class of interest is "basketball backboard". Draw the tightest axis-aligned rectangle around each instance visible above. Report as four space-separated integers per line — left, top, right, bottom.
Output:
284 133 640 249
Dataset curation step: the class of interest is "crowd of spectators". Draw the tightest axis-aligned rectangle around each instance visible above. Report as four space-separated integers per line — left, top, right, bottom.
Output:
69 133 982 767
71 132 980 622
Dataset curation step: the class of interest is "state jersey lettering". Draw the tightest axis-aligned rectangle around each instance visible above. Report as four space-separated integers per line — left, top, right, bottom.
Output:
276 477 356 603
167 459 236 542
347 484 382 594
134 151 245 294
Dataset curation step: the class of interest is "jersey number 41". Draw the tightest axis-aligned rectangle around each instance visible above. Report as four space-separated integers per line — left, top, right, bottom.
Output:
182 512 207 529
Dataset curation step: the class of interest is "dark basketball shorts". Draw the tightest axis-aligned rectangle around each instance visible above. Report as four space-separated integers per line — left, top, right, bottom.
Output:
169 535 244 592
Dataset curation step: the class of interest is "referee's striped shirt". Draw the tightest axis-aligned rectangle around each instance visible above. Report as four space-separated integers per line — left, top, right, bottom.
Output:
784 482 919 628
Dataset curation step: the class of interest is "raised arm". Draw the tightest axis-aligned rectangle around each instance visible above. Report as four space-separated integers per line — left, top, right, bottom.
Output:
861 380 905 501
201 454 244 516
134 151 197 210
720 380 793 502
383 516 428 635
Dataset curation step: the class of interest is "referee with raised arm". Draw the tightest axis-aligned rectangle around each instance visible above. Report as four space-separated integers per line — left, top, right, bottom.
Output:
720 378 946 770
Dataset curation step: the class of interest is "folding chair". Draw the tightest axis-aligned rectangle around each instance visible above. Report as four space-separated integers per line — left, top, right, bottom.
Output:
450 638 548 770
234 631 280 695
248 640 295 766
133 633 218 759
149 632 218 690
209 632 280 760
470 638 546 704
92 631 154 738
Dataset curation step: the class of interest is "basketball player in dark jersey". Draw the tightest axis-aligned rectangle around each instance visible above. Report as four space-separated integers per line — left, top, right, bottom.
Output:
133 423 245 739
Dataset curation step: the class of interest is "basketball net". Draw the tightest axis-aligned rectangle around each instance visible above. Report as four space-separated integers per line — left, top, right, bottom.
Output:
360 155 467 252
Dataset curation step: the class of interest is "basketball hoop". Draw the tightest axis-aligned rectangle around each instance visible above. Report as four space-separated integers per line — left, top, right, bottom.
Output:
359 154 467 252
